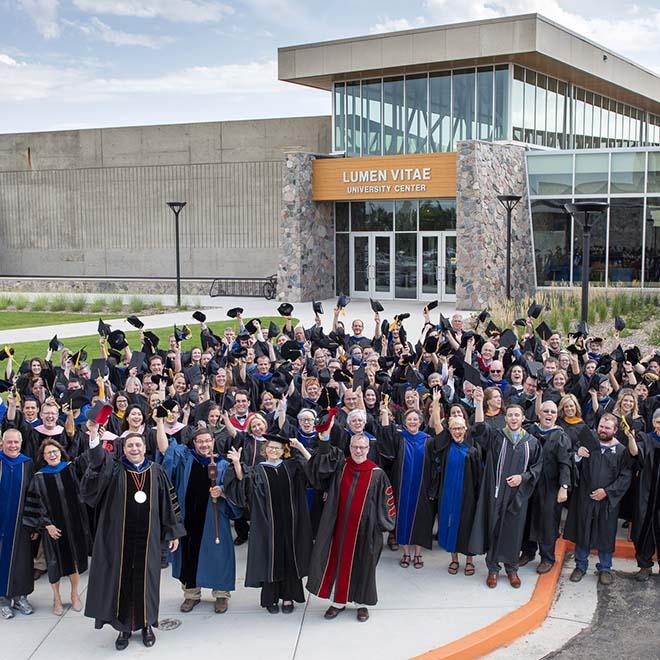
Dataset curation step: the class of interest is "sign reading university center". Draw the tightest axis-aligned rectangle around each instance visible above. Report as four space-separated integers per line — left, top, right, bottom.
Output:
312 152 457 201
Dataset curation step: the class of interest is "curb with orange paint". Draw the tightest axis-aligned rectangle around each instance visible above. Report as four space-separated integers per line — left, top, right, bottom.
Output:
412 537 640 660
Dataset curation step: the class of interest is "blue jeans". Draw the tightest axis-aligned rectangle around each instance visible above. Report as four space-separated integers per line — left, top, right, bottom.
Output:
575 545 612 572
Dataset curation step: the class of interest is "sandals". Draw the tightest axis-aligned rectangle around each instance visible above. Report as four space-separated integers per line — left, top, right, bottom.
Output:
399 554 411 568
53 602 64 616
448 561 460 575
464 562 475 576
413 555 424 569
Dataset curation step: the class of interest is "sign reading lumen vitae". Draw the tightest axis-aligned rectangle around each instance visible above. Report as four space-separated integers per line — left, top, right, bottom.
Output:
312 153 457 201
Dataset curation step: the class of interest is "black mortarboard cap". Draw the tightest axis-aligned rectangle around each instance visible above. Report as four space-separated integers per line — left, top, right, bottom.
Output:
61 388 88 410
499 329 518 350
128 351 146 372
184 364 202 386
625 347 641 365
97 318 112 337
277 303 294 317
228 347 248 360
318 336 339 351
245 319 261 335
535 322 554 341
126 315 144 330
528 302 543 319
337 294 350 309
405 365 424 388
221 391 235 412
610 344 625 364
318 368 331 385
70 348 87 368
485 320 501 337
90 358 109 379
566 343 587 357
614 316 626 332
591 336 604 344
143 331 160 351
333 368 352 384
462 363 484 387
370 298 384 313
438 341 454 356
0 346 15 361
49 335 63 352
477 309 490 324
108 329 128 351
318 386 340 411
192 310 206 323
439 314 452 332
227 307 243 319
281 340 302 362
394 313 411 324
200 329 221 351
375 370 391 385
380 319 389 336
425 300 438 311
378 356 397 369
312 301 324 315
525 360 545 379
596 354 612 375
513 318 527 327
265 372 288 399
352 365 366 391
542 387 562 405
588 373 607 391
268 321 279 337
424 334 440 353
173 325 191 343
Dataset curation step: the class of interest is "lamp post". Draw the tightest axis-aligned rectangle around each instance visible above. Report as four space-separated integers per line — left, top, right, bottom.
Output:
166 201 187 307
564 202 609 327
496 194 522 300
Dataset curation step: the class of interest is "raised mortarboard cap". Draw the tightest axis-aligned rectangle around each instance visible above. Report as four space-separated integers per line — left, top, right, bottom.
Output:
423 334 440 353
614 316 626 332
513 318 527 327
499 329 518 350
226 307 243 319
528 302 543 319
369 298 384 313
71 347 87 368
525 360 545 379
610 345 625 363
89 358 109 379
268 321 279 337
625 347 641 365
265 372 288 399
61 389 88 410
318 368 331 385
277 303 294 317
566 343 587 357
142 331 160 350
228 347 248 360
184 364 202 386
394 312 411 324
405 365 424 388
221 391 235 412
0 346 15 361
462 363 484 387
108 329 128 351
337 294 350 309
49 335 63 352
312 301 324 315
333 368 352 384
477 309 490 324
378 355 397 369
0 379 12 393
97 318 112 337
85 401 113 426
192 310 206 323
535 322 554 342
380 319 390 336
244 319 261 335
318 386 340 411
588 373 607 391
126 316 144 330
485 321 501 337
439 314 452 332
173 325 191 343
425 300 439 311
352 365 366 390
128 351 146 372
280 340 302 362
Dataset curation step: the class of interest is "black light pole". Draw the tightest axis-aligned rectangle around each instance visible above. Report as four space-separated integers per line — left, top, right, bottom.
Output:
166 201 187 307
496 194 522 300
564 202 609 327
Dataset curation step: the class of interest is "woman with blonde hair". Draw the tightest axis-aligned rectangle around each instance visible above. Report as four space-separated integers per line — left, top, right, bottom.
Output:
557 394 588 451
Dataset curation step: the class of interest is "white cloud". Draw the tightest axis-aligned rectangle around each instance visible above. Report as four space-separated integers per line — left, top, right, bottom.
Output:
64 17 175 48
0 54 20 66
369 16 430 34
72 0 234 23
18 0 61 38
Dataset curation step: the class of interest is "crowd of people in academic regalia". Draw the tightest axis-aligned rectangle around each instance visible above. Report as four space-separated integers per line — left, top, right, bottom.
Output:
1 297 659 651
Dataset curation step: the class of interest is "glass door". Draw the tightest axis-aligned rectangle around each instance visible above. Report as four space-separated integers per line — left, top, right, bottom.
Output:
350 233 394 299
441 232 457 302
418 233 440 301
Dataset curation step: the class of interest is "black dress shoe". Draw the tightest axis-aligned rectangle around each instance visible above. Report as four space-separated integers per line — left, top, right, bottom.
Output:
115 632 131 651
281 601 294 614
142 626 156 647
266 604 279 614
234 536 248 546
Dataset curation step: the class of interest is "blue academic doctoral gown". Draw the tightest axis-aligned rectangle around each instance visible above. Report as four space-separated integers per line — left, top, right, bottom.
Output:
160 442 241 591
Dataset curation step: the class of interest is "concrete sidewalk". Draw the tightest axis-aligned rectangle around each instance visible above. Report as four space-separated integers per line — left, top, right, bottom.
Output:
0 298 471 347
2 543 538 660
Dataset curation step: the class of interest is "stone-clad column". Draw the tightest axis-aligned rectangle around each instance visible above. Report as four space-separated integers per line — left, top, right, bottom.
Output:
455 141 535 309
276 152 334 303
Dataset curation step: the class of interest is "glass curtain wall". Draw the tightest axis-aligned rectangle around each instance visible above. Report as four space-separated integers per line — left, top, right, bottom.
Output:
527 148 660 288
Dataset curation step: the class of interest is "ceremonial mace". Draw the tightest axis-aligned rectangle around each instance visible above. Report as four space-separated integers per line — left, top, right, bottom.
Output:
208 453 221 544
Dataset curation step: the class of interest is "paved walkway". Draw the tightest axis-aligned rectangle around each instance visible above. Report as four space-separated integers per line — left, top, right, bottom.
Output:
4 543 539 660
0 297 472 346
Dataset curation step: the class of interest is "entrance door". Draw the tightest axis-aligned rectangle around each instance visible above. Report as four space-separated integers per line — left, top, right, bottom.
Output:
350 233 394 299
418 232 457 302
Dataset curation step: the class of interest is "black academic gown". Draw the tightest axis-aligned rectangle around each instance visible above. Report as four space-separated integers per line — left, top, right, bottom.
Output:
430 432 482 555
631 432 660 562
378 424 435 549
0 453 34 598
305 442 395 606
524 426 572 546
564 433 632 553
224 457 312 587
22 463 91 583
468 424 543 565
81 445 185 632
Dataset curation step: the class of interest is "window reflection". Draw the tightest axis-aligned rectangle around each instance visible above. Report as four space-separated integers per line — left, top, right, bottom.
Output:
383 77 404 155
430 72 452 152
453 69 475 144
334 83 345 152
531 200 572 285
346 81 361 157
352 201 393 231
335 233 349 295
611 152 645 194
395 200 417 231
419 199 456 230
572 200 607 286
395 234 417 299
574 153 608 195
362 80 382 156
608 199 643 287
512 66 524 142
406 74 428 154
477 67 493 141
494 65 508 140
645 198 660 287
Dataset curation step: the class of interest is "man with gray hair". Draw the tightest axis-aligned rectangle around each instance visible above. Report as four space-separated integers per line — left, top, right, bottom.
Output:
0 429 35 619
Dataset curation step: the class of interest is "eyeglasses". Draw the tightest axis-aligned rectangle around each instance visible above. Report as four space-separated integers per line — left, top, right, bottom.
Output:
44 450 60 456
350 445 370 452
490 369 503 374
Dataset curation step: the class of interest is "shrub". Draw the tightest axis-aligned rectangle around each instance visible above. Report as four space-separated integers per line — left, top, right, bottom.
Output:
561 308 573 336
69 295 87 312
13 295 28 310
109 297 124 313
587 303 597 326
128 296 145 313
649 323 660 346
597 299 609 323
49 294 68 312
31 295 49 311
90 297 107 312
150 299 164 312
0 294 10 310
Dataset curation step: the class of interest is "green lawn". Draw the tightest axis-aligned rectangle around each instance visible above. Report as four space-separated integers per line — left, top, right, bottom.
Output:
0 312 123 331
8 317 296 362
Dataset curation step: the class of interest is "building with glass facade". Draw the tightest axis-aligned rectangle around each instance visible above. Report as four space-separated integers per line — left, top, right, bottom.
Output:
278 12 660 307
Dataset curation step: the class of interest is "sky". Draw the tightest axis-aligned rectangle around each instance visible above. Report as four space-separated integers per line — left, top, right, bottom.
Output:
1 0 659 133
